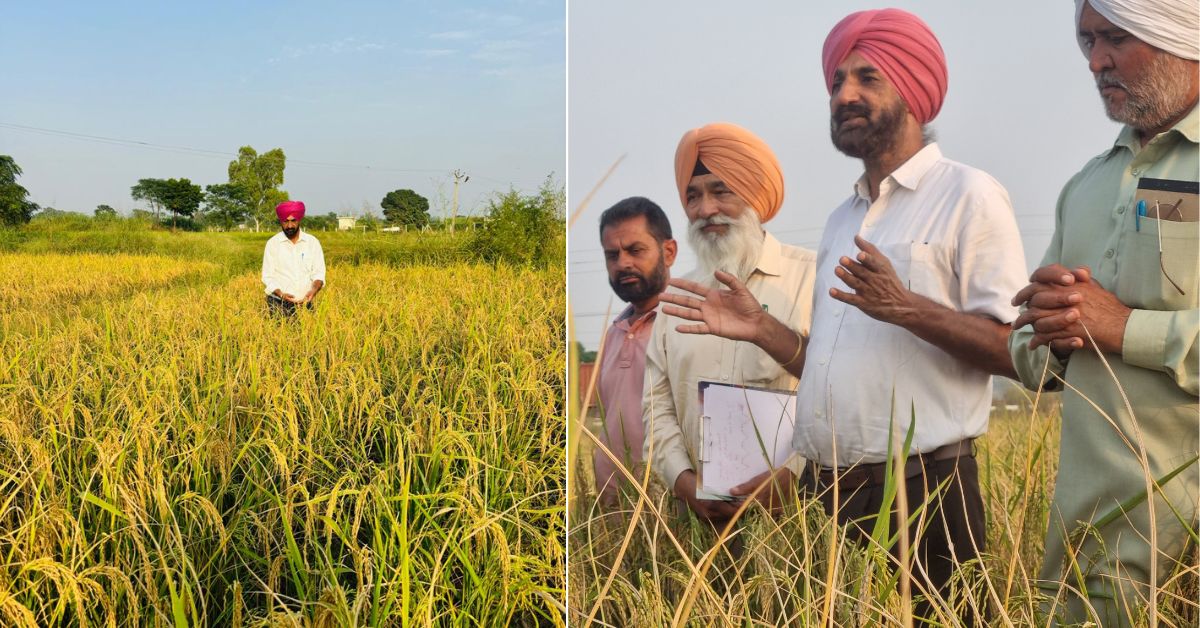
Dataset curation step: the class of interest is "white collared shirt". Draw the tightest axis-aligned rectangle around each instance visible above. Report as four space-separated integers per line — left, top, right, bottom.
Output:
262 230 326 297
793 143 1026 466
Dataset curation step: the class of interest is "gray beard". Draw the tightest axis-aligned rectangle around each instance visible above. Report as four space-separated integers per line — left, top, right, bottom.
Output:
1097 51 1195 133
687 210 764 287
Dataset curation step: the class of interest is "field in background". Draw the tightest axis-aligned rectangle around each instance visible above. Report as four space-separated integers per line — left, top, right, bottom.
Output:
0 229 565 626
568 393 1198 626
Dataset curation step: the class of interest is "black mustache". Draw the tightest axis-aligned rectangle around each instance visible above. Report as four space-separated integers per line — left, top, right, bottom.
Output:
835 104 872 123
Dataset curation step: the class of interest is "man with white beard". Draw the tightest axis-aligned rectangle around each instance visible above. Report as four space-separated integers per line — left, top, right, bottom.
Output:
642 122 816 525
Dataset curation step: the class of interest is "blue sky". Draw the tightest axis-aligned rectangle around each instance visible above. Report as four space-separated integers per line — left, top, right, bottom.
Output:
1 1 564 218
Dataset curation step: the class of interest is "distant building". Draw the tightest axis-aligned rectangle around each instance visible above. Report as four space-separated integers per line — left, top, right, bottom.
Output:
337 216 357 231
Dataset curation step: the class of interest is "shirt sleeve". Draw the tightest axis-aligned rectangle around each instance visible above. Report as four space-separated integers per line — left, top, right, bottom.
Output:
1123 308 1200 396
262 240 280 296
1009 183 1070 392
957 175 1026 324
642 315 694 492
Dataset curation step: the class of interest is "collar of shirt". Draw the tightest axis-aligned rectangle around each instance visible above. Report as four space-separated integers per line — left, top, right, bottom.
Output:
1114 103 1199 154
754 230 787 277
852 142 944 202
612 303 658 332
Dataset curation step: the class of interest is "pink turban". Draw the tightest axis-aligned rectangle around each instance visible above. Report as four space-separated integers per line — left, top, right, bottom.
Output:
674 122 784 224
275 201 305 221
822 9 948 125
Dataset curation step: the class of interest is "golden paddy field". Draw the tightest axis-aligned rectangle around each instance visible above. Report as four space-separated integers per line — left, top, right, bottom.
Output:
0 247 564 626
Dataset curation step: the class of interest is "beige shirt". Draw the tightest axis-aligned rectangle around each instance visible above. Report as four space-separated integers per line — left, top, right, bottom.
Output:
794 143 1027 466
643 231 817 491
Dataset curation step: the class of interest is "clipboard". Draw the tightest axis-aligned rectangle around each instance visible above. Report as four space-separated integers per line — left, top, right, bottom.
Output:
697 380 796 499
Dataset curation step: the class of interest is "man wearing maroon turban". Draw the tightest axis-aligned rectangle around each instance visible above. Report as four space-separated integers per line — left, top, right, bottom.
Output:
644 122 817 526
662 9 1028 622
262 200 326 316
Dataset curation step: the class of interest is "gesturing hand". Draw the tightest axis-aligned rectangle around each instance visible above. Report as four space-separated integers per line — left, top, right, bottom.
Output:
829 235 915 324
660 270 766 342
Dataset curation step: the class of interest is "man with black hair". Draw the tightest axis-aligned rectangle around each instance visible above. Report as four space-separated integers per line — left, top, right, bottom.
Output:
593 196 677 505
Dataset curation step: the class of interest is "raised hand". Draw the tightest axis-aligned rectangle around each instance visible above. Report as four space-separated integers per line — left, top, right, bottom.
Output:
829 235 914 324
660 270 767 342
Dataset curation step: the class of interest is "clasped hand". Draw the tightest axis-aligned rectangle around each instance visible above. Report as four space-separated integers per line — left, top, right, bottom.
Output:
1010 264 1131 356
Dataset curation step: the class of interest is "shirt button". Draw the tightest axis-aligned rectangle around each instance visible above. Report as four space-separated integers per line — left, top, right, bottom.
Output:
1131 168 1141 177
818 358 826 365
815 410 824 418
721 375 729 381
1105 249 1114 258
627 334 633 339
1117 205 1126 214
834 310 842 318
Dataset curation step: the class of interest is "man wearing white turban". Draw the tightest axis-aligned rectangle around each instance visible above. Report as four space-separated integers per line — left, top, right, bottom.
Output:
1009 1 1198 625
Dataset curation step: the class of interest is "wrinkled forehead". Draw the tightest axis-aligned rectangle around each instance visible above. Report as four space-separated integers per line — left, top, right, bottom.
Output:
686 173 728 191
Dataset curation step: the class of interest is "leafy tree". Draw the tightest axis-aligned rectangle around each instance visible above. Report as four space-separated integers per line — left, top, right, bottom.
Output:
203 183 250 231
131 178 169 220
380 189 430 228
227 146 288 231
471 174 564 267
0 155 39 226
133 178 202 229
94 204 118 219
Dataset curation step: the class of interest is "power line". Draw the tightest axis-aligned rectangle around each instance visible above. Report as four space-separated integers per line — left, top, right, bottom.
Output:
0 121 539 184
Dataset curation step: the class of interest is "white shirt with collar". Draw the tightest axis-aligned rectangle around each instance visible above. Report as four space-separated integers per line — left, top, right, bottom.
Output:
793 143 1026 467
262 229 326 297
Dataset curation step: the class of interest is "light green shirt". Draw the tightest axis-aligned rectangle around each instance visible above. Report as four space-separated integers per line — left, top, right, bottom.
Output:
1009 105 1198 625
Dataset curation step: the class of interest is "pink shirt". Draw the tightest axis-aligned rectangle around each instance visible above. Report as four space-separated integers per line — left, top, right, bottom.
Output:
593 304 657 504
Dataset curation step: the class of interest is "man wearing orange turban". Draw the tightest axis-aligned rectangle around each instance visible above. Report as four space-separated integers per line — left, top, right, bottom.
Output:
662 10 1028 622
262 200 326 316
643 122 817 526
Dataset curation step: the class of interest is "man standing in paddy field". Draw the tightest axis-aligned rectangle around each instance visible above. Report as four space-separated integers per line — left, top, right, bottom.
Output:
262 200 326 316
1008 1 1198 624
644 122 816 526
593 197 677 506
664 9 1026 622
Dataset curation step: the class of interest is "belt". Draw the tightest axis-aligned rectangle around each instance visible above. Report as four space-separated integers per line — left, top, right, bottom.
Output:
805 439 975 489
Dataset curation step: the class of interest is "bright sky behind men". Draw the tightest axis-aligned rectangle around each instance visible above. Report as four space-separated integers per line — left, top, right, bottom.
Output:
1 1 564 218
569 0 1128 350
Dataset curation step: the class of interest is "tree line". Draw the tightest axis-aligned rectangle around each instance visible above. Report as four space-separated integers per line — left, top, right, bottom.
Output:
0 148 438 231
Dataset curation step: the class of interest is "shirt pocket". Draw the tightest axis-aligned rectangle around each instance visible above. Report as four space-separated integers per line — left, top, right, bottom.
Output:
1115 218 1199 311
907 241 954 307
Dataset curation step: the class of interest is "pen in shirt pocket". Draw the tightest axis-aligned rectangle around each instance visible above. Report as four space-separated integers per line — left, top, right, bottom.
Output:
1136 200 1146 231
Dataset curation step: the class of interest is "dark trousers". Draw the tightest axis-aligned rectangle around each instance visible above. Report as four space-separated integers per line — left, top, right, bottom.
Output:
266 294 312 317
801 453 985 624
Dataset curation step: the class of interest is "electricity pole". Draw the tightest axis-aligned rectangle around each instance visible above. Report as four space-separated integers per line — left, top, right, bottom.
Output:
450 169 469 234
